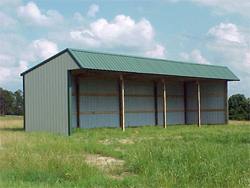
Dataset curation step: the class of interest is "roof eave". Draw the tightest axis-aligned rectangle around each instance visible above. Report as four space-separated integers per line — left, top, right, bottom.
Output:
20 48 69 76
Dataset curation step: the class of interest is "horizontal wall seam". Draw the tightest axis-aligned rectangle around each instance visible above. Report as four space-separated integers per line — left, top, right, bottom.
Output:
72 109 185 114
187 109 225 112
187 94 224 97
72 93 184 98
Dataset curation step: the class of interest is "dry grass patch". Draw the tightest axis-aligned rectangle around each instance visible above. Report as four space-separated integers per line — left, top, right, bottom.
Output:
229 120 250 125
0 116 24 146
0 116 23 129
118 138 134 144
84 154 124 167
84 154 127 180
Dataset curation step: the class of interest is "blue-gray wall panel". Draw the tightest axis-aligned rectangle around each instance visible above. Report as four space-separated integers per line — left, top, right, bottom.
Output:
80 79 118 94
157 112 185 125
201 96 224 109
79 79 120 128
187 112 197 124
167 112 185 124
81 114 120 129
200 82 224 95
125 81 153 95
166 82 184 95
187 97 197 110
81 96 119 112
124 81 155 127
125 97 154 111
157 82 184 125
167 97 184 110
201 111 225 124
125 113 155 127
186 81 226 124
72 114 77 128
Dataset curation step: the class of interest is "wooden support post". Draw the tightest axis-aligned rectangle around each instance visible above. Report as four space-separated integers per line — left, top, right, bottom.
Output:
76 77 80 128
224 81 228 124
184 82 188 124
196 80 201 127
119 75 125 131
154 82 158 125
162 79 167 128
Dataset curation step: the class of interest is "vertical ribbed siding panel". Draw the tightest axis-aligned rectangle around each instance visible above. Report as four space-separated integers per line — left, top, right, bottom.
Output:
186 82 197 124
200 81 225 124
125 81 155 127
186 81 226 124
157 82 184 125
24 52 79 135
71 78 77 128
79 79 120 128
166 82 184 124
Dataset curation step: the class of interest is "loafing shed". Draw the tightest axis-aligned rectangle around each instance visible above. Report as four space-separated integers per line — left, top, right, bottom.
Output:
21 48 239 136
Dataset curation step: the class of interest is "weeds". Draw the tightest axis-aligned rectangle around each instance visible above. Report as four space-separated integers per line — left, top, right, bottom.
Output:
0 117 249 187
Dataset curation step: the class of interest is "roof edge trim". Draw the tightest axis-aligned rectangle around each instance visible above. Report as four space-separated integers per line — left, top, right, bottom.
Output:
20 48 73 76
66 48 83 69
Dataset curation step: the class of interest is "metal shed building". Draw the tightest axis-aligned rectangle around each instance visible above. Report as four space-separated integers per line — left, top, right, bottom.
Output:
21 48 239 136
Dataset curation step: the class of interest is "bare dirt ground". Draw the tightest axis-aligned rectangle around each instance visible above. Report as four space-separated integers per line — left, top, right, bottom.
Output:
84 154 128 180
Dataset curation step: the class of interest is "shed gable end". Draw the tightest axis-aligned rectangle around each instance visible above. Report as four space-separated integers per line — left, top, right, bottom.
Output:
24 52 80 136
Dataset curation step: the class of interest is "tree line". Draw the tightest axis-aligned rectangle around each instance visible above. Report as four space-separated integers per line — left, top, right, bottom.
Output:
0 87 23 115
0 87 249 120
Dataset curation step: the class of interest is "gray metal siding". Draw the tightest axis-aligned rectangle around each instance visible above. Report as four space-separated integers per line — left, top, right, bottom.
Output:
157 82 185 125
186 82 197 124
77 79 120 128
125 81 155 127
200 81 225 124
186 81 226 124
24 52 79 135
71 77 77 128
80 114 119 129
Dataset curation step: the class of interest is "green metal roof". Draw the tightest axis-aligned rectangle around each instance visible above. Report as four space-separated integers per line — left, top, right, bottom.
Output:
67 48 239 81
21 48 239 81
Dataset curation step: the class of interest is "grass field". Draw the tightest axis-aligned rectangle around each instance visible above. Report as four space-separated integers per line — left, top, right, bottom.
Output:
0 116 249 188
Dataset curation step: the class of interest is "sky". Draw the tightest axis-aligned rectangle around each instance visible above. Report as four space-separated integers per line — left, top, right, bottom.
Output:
0 0 249 97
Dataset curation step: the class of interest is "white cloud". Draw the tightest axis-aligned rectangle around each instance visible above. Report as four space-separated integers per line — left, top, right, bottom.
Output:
168 0 250 18
206 23 249 74
231 52 250 74
0 12 19 30
145 45 166 59
179 52 189 60
0 36 58 88
0 61 28 85
229 75 250 97
192 0 250 18
29 38 59 60
0 0 22 8
70 15 157 52
17 1 63 27
207 23 245 44
0 68 11 83
87 4 99 17
180 49 211 64
74 12 84 23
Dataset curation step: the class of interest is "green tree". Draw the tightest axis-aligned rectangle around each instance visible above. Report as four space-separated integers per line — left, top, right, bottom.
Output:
229 94 250 120
0 87 15 115
13 89 23 115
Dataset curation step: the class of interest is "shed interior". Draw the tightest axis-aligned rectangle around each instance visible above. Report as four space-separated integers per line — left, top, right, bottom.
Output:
70 69 228 130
